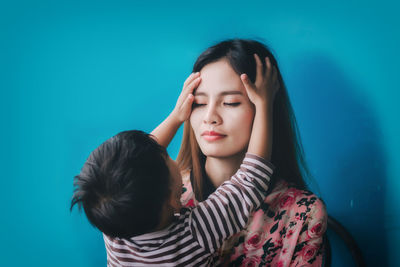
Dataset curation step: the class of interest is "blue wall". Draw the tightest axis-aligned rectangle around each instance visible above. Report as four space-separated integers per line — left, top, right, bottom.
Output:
1 0 398 266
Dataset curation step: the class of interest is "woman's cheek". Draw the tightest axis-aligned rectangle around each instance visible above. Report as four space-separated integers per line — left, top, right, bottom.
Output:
224 110 254 150
229 108 254 132
189 110 202 137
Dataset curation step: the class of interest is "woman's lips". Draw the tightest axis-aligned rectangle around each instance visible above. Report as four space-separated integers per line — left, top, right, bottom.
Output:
201 131 226 141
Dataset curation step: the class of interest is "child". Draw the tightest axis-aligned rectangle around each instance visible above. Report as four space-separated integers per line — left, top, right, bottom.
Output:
71 69 276 266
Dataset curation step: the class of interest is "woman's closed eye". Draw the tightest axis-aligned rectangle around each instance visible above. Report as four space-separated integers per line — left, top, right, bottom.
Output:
224 102 241 107
192 102 241 108
192 103 206 108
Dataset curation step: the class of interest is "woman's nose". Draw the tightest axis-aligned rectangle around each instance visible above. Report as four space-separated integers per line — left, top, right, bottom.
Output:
203 104 222 125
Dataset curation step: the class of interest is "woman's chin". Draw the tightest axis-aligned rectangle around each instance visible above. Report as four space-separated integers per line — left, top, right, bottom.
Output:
200 147 246 159
203 152 230 158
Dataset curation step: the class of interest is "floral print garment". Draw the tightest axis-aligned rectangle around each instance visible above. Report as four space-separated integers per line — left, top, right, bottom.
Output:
180 171 328 267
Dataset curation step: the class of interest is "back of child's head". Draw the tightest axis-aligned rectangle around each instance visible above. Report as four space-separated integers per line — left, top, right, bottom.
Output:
70 130 171 238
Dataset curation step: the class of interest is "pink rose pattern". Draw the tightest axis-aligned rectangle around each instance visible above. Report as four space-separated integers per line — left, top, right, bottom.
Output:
181 173 328 267
242 255 262 267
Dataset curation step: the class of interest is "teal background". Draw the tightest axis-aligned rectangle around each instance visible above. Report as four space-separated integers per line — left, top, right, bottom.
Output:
1 0 399 266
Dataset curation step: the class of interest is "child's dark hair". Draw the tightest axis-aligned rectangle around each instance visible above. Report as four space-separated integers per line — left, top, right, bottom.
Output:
70 130 171 238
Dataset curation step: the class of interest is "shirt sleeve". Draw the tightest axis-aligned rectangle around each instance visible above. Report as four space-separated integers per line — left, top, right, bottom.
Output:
188 153 275 253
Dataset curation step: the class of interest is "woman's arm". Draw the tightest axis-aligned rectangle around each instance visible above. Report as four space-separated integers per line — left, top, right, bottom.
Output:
151 72 201 147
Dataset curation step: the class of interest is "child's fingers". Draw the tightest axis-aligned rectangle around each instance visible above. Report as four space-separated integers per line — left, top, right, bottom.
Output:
182 73 194 88
254 54 263 89
183 72 200 88
178 76 201 105
254 54 263 76
265 57 272 78
184 76 201 95
180 93 194 116
241 73 256 94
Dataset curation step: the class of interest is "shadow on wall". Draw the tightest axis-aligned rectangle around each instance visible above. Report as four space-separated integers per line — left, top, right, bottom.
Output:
287 53 388 266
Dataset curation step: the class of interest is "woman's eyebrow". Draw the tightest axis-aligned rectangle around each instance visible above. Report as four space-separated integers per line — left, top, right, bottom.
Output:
220 91 243 96
194 90 243 96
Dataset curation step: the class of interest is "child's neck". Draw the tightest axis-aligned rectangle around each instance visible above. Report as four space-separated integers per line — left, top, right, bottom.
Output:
156 196 181 231
156 208 174 231
205 151 246 187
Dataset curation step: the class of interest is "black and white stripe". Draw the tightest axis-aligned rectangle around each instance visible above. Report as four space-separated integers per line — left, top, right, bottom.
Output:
103 153 274 266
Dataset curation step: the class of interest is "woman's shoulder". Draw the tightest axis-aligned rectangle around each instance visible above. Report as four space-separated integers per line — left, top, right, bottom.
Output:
252 180 327 243
227 181 327 265
241 180 327 244
265 180 326 216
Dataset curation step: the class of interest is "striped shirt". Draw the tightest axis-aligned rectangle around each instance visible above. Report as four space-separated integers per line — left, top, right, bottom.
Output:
103 153 275 267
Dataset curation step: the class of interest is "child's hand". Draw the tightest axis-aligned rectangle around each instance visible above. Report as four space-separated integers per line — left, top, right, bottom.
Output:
243 55 277 159
240 54 280 108
171 72 201 123
151 72 201 147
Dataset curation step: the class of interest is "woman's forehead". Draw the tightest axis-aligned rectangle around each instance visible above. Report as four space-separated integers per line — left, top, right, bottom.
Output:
195 60 245 95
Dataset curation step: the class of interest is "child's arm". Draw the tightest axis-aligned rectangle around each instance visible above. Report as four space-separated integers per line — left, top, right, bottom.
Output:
189 153 274 253
187 56 279 253
241 54 280 161
151 72 201 147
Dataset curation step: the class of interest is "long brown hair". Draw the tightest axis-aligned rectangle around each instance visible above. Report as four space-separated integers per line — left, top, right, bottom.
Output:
176 39 311 201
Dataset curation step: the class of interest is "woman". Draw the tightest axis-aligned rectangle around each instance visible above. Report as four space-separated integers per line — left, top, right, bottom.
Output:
177 39 327 266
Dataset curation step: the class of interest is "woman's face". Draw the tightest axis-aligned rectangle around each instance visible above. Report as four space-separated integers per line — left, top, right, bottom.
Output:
190 59 255 158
